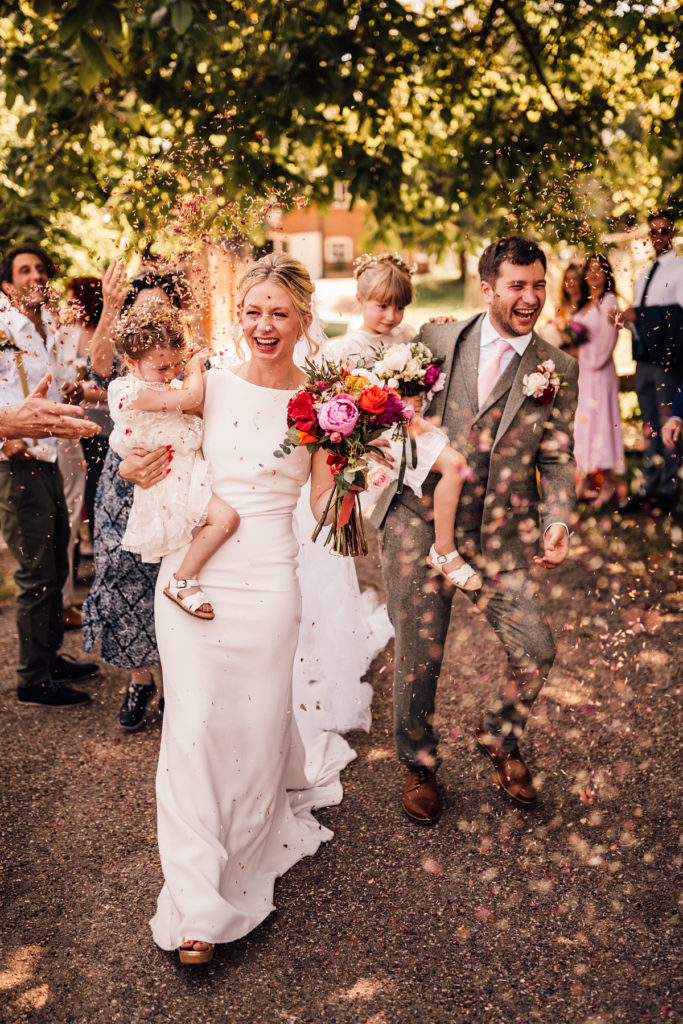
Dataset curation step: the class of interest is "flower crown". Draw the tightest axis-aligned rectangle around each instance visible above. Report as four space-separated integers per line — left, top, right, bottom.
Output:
353 252 416 280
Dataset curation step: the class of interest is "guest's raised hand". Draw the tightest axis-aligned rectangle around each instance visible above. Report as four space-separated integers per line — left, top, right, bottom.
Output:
533 524 570 569
119 445 173 488
61 380 84 405
101 259 130 320
662 416 682 450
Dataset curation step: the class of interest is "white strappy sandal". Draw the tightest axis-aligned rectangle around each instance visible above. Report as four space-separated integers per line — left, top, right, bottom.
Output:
427 544 483 592
163 577 215 620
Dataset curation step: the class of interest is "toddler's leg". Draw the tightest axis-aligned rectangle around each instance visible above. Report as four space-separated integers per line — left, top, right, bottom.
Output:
429 447 482 591
169 497 240 616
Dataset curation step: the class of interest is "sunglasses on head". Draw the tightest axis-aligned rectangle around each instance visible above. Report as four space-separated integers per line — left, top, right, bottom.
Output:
649 227 672 236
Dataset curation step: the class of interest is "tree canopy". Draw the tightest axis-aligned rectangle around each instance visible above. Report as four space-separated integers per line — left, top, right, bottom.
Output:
0 0 681 259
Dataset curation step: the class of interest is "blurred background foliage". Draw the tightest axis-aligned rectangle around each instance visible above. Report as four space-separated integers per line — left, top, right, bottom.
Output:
0 0 680 264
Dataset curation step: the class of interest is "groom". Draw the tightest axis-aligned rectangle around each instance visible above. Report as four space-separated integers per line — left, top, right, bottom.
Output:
373 236 578 823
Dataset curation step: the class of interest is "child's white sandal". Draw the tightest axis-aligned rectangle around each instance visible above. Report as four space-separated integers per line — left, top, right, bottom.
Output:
427 544 482 592
163 577 215 620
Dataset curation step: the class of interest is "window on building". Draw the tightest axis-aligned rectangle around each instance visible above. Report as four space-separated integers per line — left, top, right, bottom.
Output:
324 236 353 268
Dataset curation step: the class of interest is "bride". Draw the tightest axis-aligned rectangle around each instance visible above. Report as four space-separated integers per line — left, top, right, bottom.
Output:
123 253 375 963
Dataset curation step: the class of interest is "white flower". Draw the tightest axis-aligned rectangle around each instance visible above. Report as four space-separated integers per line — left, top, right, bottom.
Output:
524 371 548 395
430 372 446 393
382 343 412 372
354 367 381 386
388 376 399 389
404 357 421 379
372 358 389 378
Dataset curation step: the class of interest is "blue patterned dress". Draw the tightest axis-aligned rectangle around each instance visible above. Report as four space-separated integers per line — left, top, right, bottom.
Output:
82 362 160 668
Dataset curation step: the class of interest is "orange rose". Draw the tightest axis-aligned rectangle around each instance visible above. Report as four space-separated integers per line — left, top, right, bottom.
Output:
358 385 388 415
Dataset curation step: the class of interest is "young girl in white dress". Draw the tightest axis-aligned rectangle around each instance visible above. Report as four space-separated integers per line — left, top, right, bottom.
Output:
329 254 481 591
108 301 239 619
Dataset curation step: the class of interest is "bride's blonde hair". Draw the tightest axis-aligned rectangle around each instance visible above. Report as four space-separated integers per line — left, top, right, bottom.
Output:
237 252 317 353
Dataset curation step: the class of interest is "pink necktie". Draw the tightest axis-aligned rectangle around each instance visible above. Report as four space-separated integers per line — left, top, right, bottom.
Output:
478 338 512 408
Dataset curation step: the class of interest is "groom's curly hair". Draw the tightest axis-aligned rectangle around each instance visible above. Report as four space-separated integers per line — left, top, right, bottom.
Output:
479 237 546 284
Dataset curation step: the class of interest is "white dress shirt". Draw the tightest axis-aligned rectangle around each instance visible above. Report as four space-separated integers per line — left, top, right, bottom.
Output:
633 247 683 308
0 301 68 461
478 312 532 376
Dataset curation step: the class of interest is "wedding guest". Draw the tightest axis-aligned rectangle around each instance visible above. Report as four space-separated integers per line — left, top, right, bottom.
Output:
0 244 99 707
121 253 358 965
571 254 625 506
63 277 111 548
372 236 578 822
621 209 683 513
543 263 582 348
82 264 177 731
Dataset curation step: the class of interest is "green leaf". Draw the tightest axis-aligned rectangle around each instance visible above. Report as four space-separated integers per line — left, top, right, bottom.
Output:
79 31 111 76
95 5 125 44
59 5 90 44
17 114 33 140
171 0 193 35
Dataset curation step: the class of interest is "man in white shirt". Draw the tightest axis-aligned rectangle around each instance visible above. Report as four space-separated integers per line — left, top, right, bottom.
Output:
0 244 99 707
621 210 683 513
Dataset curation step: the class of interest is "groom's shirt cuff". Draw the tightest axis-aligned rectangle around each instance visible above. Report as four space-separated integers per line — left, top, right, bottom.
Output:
544 522 570 537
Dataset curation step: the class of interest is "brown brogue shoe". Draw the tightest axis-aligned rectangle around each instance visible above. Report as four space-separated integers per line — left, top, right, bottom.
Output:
475 723 537 806
402 767 441 824
62 605 83 630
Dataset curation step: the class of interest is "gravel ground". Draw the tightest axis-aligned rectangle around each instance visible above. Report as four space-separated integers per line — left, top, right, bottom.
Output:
0 510 681 1024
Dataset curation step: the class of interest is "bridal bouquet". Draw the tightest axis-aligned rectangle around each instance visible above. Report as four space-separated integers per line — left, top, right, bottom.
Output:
369 340 446 400
275 358 413 556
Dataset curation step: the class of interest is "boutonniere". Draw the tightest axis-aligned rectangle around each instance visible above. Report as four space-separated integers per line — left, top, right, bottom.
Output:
522 359 562 405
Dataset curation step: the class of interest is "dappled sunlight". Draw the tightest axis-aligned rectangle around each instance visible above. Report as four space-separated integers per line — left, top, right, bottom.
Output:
341 977 384 1001
0 944 49 1015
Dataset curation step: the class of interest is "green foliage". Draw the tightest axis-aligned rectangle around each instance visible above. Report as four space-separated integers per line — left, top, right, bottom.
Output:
0 0 680 259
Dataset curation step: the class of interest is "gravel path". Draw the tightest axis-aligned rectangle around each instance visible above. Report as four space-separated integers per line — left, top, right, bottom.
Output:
0 511 681 1024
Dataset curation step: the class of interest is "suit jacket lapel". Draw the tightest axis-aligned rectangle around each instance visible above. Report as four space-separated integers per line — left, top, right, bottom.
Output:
491 332 547 449
429 313 481 423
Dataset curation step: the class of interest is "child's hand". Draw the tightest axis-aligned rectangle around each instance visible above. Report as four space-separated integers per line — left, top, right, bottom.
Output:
429 315 456 324
187 347 213 369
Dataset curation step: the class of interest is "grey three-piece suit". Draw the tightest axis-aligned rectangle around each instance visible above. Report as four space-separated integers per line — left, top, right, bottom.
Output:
372 313 579 762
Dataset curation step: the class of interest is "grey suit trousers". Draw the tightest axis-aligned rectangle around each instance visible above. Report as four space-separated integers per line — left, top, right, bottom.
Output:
380 502 556 763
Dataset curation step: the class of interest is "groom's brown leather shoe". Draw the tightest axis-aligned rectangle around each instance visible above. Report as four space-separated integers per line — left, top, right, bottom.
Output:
475 723 537 806
402 767 441 824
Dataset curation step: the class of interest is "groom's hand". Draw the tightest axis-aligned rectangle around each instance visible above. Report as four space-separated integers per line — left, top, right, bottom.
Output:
533 524 570 569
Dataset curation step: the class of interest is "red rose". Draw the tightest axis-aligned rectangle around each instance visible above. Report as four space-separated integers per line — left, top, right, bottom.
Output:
358 385 388 415
327 453 348 477
538 384 556 405
287 392 317 431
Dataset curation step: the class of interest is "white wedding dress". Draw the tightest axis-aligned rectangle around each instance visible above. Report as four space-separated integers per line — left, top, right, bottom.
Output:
151 369 356 949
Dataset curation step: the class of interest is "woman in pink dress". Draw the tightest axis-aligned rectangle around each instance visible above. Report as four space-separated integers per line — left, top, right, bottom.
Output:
572 254 625 506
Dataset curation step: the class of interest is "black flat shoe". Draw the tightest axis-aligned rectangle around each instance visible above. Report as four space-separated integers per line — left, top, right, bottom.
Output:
17 679 91 708
50 653 99 683
119 676 156 732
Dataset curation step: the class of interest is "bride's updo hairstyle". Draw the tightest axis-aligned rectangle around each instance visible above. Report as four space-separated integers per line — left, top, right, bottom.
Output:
354 252 415 308
237 252 317 351
115 297 187 363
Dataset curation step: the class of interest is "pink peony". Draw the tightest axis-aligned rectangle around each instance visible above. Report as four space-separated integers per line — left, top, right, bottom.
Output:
317 395 359 436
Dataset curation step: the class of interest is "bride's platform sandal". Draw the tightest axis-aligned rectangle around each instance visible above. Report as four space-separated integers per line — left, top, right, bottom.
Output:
163 577 215 620
178 940 215 965
427 544 483 592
